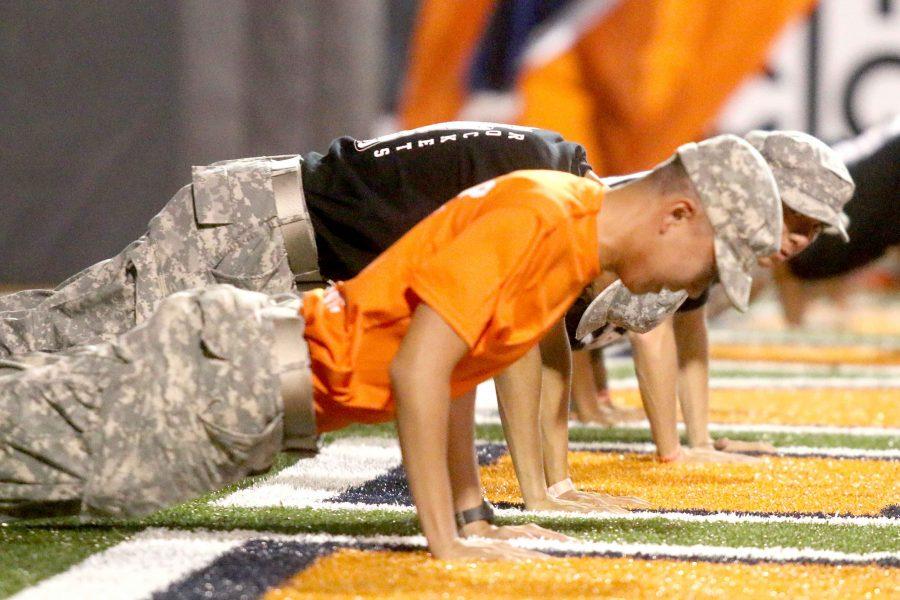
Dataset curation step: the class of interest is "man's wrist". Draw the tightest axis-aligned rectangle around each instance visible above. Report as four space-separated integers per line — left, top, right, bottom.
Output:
459 519 495 537
427 534 464 556
455 499 496 531
547 477 576 498
657 447 683 462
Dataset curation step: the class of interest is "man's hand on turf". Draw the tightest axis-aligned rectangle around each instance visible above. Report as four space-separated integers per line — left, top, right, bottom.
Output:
556 488 650 510
676 447 762 463
525 495 628 514
433 538 550 561
714 437 778 454
460 520 572 542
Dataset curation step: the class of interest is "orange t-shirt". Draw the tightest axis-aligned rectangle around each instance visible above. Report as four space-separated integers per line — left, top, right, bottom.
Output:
301 170 604 432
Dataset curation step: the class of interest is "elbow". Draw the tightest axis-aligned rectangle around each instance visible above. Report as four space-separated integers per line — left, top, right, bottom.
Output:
389 354 409 392
391 350 455 404
390 351 420 398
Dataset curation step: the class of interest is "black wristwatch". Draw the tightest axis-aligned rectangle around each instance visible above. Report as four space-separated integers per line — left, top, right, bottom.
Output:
455 499 496 530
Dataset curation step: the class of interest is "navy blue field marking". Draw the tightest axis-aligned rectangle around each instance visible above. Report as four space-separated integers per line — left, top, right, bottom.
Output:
154 537 899 600
539 549 900 569
152 540 341 600
153 539 422 600
331 443 509 506
493 503 900 521
569 445 900 462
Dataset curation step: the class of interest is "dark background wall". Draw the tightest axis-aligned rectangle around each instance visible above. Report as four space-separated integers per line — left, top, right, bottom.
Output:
0 0 388 283
9 1 890 285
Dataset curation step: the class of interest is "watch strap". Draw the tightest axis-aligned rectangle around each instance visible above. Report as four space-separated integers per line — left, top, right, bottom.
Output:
455 499 496 530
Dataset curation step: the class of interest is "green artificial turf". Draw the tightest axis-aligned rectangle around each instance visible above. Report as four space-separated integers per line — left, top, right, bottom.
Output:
0 527 130 597
325 422 898 450
4 499 897 598
605 363 900 381
3 431 896 598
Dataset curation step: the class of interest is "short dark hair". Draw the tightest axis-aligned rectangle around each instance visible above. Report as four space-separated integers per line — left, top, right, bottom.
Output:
648 156 696 199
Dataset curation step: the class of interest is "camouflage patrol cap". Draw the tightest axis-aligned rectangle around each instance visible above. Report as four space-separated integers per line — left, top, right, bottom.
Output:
574 280 689 349
745 130 855 242
676 134 782 312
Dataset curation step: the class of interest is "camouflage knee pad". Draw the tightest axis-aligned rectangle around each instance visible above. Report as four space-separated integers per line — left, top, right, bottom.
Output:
82 285 286 517
0 345 123 512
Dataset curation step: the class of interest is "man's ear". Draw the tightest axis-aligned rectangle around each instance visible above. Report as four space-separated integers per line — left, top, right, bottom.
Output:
660 197 698 232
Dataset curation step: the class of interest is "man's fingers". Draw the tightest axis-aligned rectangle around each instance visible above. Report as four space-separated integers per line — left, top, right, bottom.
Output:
487 524 574 543
678 447 764 464
715 437 779 455
444 539 550 562
572 495 630 513
568 500 630 514
569 490 650 509
615 496 651 508
516 524 573 541
485 543 550 561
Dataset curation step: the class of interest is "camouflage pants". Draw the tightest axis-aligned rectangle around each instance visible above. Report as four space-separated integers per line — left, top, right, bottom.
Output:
0 155 317 357
0 285 291 518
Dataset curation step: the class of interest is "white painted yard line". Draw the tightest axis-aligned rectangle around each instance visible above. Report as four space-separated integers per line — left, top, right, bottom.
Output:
246 530 900 565
472 412 900 438
10 529 243 600
603 356 900 377
212 441 899 528
18 527 894 600
705 360 900 377
223 500 899 528
567 441 900 460
507 537 900 565
503 508 900 529
708 329 900 348
216 438 404 509
615 421 900 437
606 376 900 389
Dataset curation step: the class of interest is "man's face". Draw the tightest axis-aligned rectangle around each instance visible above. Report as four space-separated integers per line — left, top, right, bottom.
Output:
758 205 824 267
617 201 717 297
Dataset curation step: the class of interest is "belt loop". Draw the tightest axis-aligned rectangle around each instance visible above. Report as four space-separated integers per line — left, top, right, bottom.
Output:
265 307 317 452
271 156 306 222
270 156 323 286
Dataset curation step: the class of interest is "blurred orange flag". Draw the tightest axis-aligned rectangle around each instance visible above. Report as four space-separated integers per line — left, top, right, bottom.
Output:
400 0 817 174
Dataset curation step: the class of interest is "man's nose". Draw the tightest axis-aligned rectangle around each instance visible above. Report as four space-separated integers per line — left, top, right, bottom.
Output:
786 233 811 257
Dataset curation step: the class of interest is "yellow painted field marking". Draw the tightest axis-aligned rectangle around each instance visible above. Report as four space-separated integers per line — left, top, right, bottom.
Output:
266 549 896 599
483 452 900 516
609 387 899 427
709 343 900 365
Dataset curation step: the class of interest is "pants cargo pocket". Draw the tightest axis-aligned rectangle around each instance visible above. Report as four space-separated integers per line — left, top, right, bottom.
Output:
209 223 295 294
39 255 139 349
199 413 283 475
210 262 288 293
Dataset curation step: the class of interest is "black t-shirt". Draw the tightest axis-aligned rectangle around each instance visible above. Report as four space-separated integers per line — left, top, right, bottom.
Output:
677 288 710 313
301 122 591 280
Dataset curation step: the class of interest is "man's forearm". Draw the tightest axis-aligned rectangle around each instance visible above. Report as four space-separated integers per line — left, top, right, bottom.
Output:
446 390 487 513
538 320 572 487
394 369 457 552
494 346 551 507
629 318 680 459
673 306 712 448
391 304 469 556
